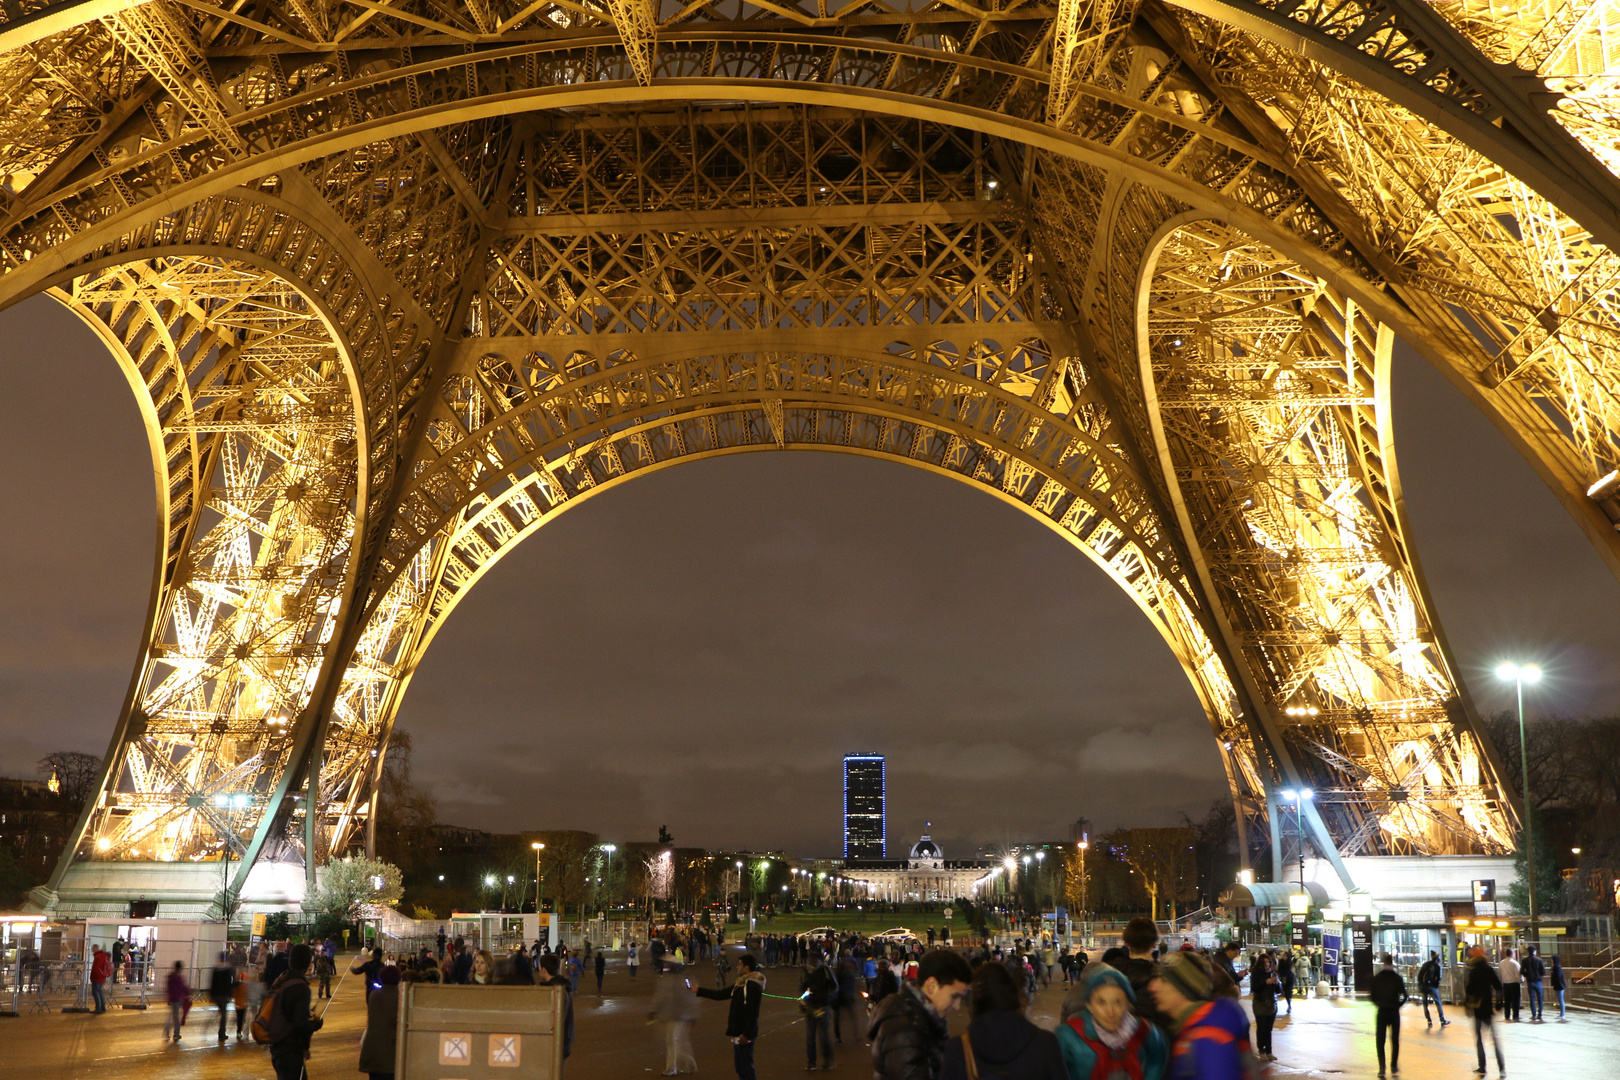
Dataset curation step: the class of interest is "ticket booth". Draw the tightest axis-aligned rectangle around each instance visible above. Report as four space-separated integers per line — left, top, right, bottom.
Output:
83 917 226 986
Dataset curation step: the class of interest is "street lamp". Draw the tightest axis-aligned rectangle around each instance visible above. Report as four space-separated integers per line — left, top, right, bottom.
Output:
1078 838 1089 912
531 842 545 913
602 844 616 910
1280 788 1314 900
1496 661 1542 930
208 792 250 919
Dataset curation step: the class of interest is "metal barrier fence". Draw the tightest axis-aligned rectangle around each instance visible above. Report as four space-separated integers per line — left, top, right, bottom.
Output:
380 920 655 960
2 939 224 1015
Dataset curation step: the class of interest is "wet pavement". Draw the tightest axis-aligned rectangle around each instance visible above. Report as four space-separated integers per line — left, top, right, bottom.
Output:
0 954 1613 1078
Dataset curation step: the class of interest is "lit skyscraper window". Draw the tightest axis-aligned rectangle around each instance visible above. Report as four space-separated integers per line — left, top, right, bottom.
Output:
843 754 885 859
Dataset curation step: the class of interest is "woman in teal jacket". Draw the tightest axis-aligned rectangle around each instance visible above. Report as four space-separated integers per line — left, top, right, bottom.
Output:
1057 965 1169 1080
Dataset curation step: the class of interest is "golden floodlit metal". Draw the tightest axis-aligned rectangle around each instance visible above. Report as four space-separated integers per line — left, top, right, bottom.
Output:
5 0 1616 910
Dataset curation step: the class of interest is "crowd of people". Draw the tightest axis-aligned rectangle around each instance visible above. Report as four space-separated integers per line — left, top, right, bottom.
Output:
58 914 1585 1080
605 917 1268 1080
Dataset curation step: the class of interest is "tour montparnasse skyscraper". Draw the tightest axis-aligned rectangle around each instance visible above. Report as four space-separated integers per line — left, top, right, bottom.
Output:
843 754 886 860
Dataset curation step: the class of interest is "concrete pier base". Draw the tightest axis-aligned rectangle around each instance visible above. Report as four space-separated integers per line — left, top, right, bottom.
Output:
24 859 307 919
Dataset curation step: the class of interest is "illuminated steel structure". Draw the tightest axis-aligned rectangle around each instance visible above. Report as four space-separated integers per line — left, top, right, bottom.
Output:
843 754 886 860
5 0 1618 911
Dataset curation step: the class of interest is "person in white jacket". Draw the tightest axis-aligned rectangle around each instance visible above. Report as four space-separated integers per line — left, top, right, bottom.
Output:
1499 948 1522 1021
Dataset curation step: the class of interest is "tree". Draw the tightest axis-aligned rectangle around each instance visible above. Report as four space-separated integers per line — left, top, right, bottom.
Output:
306 856 404 933
673 848 712 911
1508 805 1560 917
516 830 600 916
1183 799 1238 908
1111 827 1197 920
0 846 36 909
37 751 101 807
1059 844 1090 917
658 825 674 844
374 730 436 875
645 847 674 909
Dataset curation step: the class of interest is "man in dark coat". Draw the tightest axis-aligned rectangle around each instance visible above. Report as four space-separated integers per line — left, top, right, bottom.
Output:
801 956 839 1069
868 950 973 1080
348 946 384 1000
1465 947 1505 1076
269 943 324 1080
1417 950 1448 1026
870 958 901 1006
1116 917 1174 1033
261 941 289 988
538 954 576 1065
1213 941 1245 988
208 952 237 1043
450 939 474 984
695 953 765 1080
1369 953 1408 1077
1522 945 1546 1021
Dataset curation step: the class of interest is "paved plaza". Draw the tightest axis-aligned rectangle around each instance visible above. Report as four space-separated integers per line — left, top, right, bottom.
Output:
1 951 1615 1080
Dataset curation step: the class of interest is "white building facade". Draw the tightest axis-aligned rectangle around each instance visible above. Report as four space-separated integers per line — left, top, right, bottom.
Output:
840 829 993 903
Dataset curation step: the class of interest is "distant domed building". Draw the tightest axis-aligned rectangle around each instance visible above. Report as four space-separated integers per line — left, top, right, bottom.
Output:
840 823 992 903
908 833 942 862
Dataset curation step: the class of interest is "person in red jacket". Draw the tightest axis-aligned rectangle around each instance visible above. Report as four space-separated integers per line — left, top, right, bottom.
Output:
89 945 113 1013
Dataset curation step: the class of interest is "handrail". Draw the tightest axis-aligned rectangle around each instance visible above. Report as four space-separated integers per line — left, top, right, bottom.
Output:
1162 907 1215 933
1574 947 1620 985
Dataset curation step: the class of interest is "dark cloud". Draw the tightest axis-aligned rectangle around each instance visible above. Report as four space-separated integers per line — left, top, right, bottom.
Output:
1 296 1616 859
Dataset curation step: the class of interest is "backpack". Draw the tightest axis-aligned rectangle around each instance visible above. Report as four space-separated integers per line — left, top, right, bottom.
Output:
250 974 305 1045
1172 1001 1266 1080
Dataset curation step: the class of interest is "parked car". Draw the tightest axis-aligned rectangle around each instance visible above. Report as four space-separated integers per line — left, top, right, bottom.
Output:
871 927 918 944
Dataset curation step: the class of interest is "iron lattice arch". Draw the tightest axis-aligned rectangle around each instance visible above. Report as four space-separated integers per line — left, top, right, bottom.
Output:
12 0 1620 909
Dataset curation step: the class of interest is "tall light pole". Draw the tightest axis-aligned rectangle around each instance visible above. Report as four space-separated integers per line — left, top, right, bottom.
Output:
531 841 545 913
209 792 250 919
1078 838 1089 936
1280 788 1314 897
602 844 616 911
1496 662 1543 931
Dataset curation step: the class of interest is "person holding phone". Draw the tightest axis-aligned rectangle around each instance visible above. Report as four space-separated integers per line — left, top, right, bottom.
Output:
695 953 765 1080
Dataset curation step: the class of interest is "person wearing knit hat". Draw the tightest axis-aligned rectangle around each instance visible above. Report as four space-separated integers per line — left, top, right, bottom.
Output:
1057 965 1169 1080
1157 953 1215 1003
1150 953 1253 1080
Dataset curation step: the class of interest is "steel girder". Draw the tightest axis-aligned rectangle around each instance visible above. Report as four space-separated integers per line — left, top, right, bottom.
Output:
8 1 1619 904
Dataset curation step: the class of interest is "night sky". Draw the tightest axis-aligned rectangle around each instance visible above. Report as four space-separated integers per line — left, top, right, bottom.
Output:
3 294 1616 858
